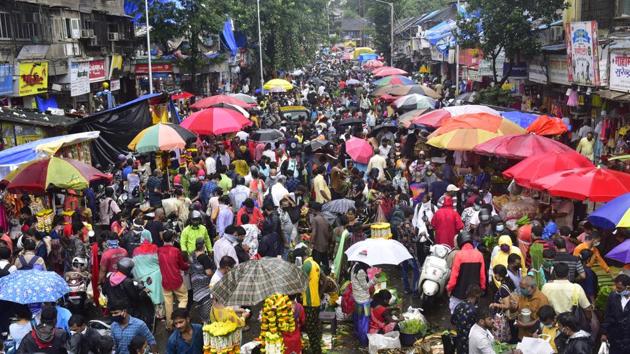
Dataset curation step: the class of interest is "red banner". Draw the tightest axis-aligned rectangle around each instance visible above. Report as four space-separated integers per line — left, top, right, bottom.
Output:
89 59 106 82
135 63 173 74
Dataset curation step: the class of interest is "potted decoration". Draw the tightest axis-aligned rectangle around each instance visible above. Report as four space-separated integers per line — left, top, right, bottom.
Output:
398 318 427 346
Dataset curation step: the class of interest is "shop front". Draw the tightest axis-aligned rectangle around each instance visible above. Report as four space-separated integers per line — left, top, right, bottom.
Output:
135 61 178 93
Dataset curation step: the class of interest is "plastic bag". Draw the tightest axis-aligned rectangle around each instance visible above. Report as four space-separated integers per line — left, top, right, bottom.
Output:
402 307 427 324
597 342 609 354
368 331 401 354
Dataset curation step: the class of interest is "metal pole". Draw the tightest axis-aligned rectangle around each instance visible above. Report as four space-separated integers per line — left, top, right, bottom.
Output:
144 0 153 94
390 3 394 67
257 0 265 91
455 0 460 95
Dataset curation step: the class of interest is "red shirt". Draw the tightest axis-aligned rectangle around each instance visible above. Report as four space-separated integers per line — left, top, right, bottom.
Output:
99 247 128 274
235 207 264 227
158 244 190 290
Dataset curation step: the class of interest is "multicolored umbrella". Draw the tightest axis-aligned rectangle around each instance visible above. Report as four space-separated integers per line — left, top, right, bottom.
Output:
263 79 294 92
128 123 196 153
412 105 500 128
526 115 569 136
1 157 111 193
393 94 436 111
473 133 573 159
228 93 258 105
373 75 414 87
372 84 440 99
345 137 374 164
171 91 194 100
0 269 70 304
373 67 409 77
345 238 413 266
190 95 251 110
588 193 630 230
427 113 525 151
398 108 431 128
530 166 630 202
180 107 252 135
503 151 593 189
501 111 539 129
604 239 630 263
211 258 308 306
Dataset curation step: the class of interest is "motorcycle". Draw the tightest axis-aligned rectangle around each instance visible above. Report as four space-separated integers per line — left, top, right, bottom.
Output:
64 257 91 314
417 244 452 307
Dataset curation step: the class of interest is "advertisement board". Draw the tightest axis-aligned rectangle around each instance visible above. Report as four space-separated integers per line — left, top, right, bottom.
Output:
18 62 48 96
0 64 13 96
89 59 107 82
565 21 600 86
548 55 569 85
609 51 630 92
70 60 90 97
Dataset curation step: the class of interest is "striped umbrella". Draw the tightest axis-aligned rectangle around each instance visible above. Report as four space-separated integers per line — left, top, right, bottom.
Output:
128 123 196 153
373 75 414 86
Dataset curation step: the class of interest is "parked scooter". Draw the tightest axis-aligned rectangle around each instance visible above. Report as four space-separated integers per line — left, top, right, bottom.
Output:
417 243 452 307
64 256 91 314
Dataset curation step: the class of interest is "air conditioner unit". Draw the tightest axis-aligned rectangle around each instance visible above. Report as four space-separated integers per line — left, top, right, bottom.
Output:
81 29 90 38
89 37 99 46
108 32 119 41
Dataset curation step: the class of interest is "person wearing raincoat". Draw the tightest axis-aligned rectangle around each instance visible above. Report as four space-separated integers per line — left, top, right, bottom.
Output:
489 235 526 288
132 230 164 313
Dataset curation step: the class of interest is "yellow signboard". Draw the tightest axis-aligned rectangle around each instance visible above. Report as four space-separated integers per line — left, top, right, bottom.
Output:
110 54 123 79
18 62 48 96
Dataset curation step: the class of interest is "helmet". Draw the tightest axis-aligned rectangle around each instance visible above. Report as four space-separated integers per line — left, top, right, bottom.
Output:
478 209 491 224
72 257 88 270
457 231 473 248
191 210 202 220
116 257 135 277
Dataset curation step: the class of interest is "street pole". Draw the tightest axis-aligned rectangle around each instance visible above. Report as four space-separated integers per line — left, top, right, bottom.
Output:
144 0 153 94
257 0 265 91
374 0 394 67
455 0 460 95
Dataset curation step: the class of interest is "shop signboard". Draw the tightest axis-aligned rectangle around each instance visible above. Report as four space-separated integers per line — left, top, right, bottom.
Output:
135 63 173 74
89 59 107 82
565 21 600 86
109 54 123 79
479 52 505 78
548 55 569 85
503 63 528 79
17 62 48 96
599 45 609 88
69 60 90 97
609 50 630 92
528 57 547 84
110 79 120 91
0 64 13 96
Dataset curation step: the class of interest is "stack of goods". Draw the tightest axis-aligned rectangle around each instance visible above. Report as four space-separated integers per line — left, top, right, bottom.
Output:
370 222 392 239
35 209 54 233
202 321 242 354
259 293 296 354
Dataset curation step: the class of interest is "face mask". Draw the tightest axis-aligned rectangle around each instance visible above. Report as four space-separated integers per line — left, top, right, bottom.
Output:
520 287 531 297
500 244 510 252
593 241 601 247
541 322 553 329
496 225 505 232
473 205 481 211
426 171 433 176
618 289 630 297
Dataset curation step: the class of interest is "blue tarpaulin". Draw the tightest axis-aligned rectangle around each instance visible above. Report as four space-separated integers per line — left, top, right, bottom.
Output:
425 20 457 54
0 64 13 96
358 53 378 63
222 18 238 57
35 96 58 113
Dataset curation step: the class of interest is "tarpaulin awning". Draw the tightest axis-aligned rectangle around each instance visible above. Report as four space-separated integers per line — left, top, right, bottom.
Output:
222 18 238 57
425 20 457 53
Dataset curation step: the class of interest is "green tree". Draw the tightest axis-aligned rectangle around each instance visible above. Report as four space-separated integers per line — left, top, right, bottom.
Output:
457 0 568 84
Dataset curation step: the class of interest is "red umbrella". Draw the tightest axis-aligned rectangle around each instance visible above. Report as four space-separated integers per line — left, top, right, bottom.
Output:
526 115 568 136
473 133 574 159
373 67 408 77
345 137 374 164
190 95 251 110
503 151 593 189
181 108 252 135
171 91 194 100
530 166 630 202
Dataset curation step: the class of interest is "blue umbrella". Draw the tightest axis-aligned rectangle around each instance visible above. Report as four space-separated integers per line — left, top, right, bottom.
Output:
500 111 539 129
605 239 630 264
588 193 630 230
0 269 70 304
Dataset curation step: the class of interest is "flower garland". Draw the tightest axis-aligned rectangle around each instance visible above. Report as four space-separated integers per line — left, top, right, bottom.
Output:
259 293 296 353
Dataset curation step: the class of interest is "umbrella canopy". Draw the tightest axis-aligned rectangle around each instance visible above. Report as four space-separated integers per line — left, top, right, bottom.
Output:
211 258 308 306
345 137 374 164
526 115 569 136
473 134 573 159
181 107 252 135
2 157 111 193
530 166 630 202
323 198 356 213
128 123 196 153
503 151 593 189
190 94 251 110
345 238 413 266
363 59 384 69
427 113 525 151
306 139 333 152
171 91 194 100
373 75 414 87
412 105 500 128
211 103 251 118
336 117 363 127
373 67 409 77
605 239 630 263
372 84 440 99
501 111 539 129
228 93 258 105
393 94 436 111
263 79 294 92
588 193 630 230
0 269 70 304
353 47 375 59
398 109 431 128
371 66 394 75
346 79 362 86
250 129 284 143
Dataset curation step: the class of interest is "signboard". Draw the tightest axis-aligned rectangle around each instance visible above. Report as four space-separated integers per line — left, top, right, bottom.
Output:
565 21 600 86
599 45 609 88
0 64 13 96
609 51 630 92
458 48 483 68
135 63 173 74
503 63 528 79
430 46 445 61
89 59 107 82
548 55 569 85
69 60 90 97
528 57 547 84
17 61 48 96
110 54 123 79
110 79 120 91
479 53 505 78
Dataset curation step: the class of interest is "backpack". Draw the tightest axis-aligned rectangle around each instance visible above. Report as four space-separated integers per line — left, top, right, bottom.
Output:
124 231 143 256
18 255 40 270
0 263 11 278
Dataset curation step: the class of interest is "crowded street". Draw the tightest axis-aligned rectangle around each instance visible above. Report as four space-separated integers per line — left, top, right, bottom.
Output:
0 0 630 354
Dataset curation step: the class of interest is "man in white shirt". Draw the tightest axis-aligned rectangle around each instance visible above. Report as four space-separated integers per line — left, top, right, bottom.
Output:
367 150 387 181
205 155 217 175
213 225 240 269
270 176 290 207
209 255 236 289
317 84 326 96
469 309 503 354
541 262 591 314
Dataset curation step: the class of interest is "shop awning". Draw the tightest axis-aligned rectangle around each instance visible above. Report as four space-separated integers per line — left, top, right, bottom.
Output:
596 89 627 100
0 107 78 128
16 45 49 60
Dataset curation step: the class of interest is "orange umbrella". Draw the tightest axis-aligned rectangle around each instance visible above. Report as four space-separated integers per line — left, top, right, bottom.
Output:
526 115 568 136
427 113 525 151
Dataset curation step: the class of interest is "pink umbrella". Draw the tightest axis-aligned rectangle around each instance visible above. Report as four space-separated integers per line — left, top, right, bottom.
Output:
345 137 374 164
190 95 251 110
473 133 574 159
180 108 252 135
363 59 384 69
373 67 408 77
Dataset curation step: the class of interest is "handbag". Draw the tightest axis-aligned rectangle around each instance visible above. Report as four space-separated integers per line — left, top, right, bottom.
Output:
571 285 591 332
492 284 513 342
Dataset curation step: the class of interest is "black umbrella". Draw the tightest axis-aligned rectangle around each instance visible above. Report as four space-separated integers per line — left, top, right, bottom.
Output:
250 129 284 142
370 123 398 137
336 118 363 127
310 78 325 86
306 139 334 152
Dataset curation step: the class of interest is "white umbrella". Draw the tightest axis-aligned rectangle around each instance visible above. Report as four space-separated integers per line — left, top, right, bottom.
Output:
347 79 362 86
345 238 413 266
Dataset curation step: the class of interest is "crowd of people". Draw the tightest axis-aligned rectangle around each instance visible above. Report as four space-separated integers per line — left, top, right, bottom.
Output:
0 48 628 354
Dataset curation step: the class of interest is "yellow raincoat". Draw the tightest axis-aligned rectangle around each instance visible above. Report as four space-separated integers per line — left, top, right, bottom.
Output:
490 235 526 287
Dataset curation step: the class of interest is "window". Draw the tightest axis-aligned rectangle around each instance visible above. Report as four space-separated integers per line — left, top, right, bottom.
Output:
0 12 11 40
619 0 630 16
14 12 40 40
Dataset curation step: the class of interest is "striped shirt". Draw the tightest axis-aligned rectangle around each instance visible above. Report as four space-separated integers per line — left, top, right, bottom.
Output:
553 252 585 282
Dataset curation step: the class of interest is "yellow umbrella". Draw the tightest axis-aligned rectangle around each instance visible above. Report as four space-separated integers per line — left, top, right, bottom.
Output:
263 79 294 92
609 154 630 161
353 47 375 59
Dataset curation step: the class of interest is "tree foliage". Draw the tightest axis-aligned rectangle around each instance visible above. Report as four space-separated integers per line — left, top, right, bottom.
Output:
457 0 568 83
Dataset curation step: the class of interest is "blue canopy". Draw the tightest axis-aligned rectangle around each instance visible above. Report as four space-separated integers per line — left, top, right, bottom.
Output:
425 20 457 54
222 18 238 57
500 111 539 129
358 53 378 63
